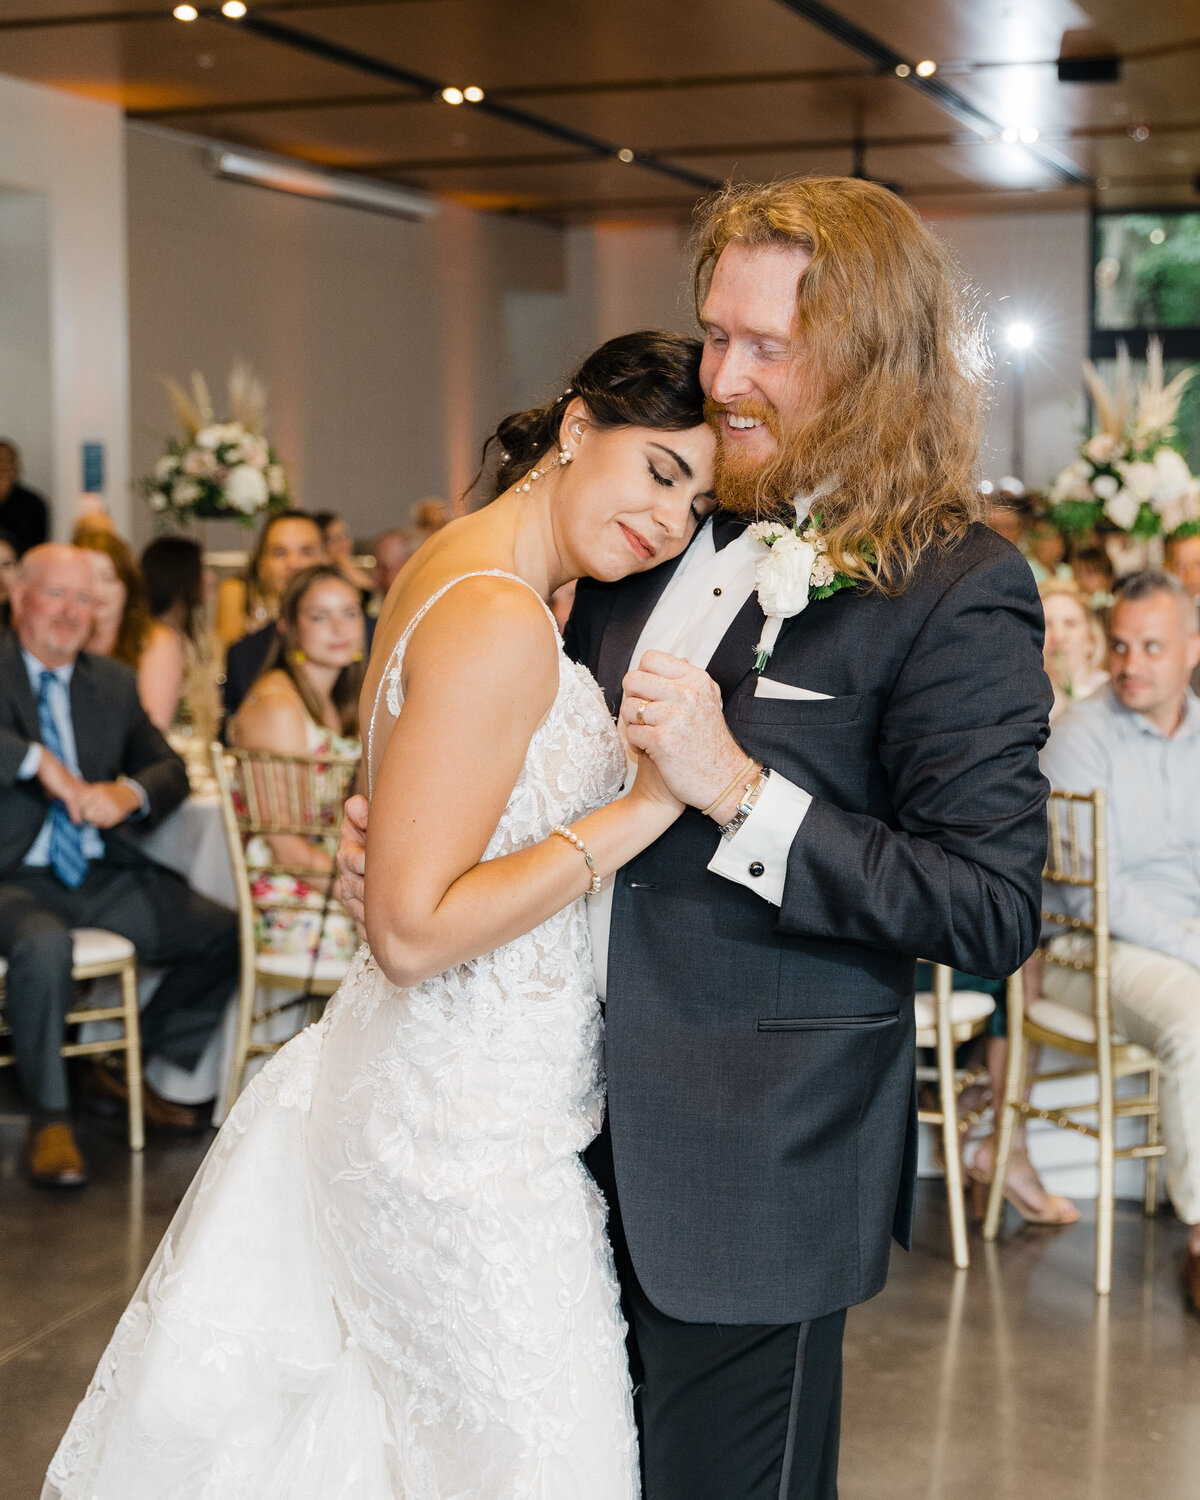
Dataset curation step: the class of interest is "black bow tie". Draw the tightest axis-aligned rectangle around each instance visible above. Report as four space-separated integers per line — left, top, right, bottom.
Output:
711 512 748 552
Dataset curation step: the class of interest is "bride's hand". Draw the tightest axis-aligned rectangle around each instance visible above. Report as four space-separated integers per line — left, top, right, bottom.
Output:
335 794 371 939
627 748 685 819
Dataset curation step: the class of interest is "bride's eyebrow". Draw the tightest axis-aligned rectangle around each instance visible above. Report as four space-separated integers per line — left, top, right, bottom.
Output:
647 442 692 479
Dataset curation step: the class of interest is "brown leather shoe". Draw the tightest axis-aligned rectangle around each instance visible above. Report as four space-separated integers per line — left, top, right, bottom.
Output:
27 1121 87 1188
1184 1251 1200 1318
84 1059 212 1135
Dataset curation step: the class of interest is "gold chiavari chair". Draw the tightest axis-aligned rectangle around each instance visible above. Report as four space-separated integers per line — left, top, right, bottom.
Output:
211 742 361 1104
0 929 144 1150
983 788 1164 1294
915 964 997 1268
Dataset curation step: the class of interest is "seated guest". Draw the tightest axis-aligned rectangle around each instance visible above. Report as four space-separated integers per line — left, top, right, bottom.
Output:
229 565 363 965
1040 578 1108 722
141 536 221 743
1025 507 1072 585
1041 569 1200 1313
220 511 333 718
215 508 325 649
369 526 413 605
1165 529 1200 694
0 439 49 556
1071 544 1116 613
0 528 17 630
76 530 180 734
313 510 374 605
0 545 238 1187
412 497 449 541
985 499 1025 549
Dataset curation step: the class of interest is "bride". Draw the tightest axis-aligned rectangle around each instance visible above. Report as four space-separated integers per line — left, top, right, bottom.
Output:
44 330 717 1500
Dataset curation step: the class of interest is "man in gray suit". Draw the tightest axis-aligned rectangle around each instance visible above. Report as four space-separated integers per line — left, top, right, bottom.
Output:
0 545 238 1186
338 177 1050 1497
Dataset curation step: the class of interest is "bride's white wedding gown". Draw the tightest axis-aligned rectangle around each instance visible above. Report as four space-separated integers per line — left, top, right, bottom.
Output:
45 572 638 1500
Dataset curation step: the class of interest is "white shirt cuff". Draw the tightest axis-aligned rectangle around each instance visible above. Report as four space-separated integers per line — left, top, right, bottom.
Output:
706 770 812 905
18 742 42 779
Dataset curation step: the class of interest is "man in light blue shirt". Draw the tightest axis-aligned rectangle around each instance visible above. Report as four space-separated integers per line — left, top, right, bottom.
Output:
1041 569 1200 1314
0 545 238 1187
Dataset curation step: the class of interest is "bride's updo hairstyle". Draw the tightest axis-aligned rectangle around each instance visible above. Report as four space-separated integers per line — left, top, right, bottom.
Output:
481 330 704 501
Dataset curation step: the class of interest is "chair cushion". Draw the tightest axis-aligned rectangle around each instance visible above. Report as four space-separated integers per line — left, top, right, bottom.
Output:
71 928 136 968
256 951 352 986
1027 996 1131 1046
913 989 996 1031
0 927 134 980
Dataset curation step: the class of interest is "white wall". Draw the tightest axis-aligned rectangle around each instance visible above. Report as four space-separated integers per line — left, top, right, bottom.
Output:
0 189 53 502
0 73 129 535
125 125 571 545
927 210 1091 492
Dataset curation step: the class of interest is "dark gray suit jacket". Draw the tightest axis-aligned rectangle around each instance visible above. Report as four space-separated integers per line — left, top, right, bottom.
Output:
0 633 189 877
568 521 1051 1325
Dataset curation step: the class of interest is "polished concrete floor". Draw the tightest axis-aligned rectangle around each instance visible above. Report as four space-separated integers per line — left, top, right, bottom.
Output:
2 1092 1199 1500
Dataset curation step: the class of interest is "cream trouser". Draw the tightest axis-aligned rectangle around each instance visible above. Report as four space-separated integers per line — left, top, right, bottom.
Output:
1043 920 1200 1225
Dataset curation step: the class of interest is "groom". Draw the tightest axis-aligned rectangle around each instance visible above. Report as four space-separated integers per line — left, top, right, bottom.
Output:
339 176 1051 1498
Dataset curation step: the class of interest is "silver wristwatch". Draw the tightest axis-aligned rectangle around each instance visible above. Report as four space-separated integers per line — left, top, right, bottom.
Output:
717 766 770 839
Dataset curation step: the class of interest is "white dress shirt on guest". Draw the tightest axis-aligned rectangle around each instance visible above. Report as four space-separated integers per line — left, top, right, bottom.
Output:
588 517 812 999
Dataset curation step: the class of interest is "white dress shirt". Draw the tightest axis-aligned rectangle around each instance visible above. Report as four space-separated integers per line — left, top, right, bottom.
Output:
589 517 812 998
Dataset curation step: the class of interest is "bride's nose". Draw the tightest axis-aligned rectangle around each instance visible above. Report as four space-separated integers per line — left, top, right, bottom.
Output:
652 493 691 541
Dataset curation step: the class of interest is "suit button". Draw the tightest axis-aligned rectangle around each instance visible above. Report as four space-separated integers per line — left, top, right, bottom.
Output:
748 862 765 878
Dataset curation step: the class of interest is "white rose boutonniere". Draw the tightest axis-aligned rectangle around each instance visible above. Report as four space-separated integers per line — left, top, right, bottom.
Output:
748 500 858 670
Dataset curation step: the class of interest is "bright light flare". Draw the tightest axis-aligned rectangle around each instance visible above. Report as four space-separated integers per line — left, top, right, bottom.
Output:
441 86 464 105
1006 322 1035 350
915 59 937 77
463 85 484 102
173 3 198 18
221 0 247 15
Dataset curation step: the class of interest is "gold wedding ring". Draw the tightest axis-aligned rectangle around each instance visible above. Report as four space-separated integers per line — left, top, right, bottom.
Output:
636 700 648 726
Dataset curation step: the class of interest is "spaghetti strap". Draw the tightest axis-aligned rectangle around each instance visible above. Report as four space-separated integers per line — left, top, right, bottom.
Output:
366 570 559 791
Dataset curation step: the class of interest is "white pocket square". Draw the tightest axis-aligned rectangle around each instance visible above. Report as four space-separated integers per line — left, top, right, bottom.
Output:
753 677 833 701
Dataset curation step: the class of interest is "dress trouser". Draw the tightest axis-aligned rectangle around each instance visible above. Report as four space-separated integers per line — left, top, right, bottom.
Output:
0 859 239 1113
588 1123 845 1500
1044 922 1200 1225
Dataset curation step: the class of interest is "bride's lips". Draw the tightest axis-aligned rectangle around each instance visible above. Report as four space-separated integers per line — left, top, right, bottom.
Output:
618 521 655 561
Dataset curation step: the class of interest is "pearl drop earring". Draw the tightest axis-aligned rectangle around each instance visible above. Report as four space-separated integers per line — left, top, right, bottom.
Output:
517 447 572 493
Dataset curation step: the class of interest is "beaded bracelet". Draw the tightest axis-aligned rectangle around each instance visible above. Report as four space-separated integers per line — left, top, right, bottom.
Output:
550 824 603 895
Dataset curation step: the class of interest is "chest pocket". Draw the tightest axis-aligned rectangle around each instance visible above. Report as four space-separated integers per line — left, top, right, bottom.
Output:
733 690 866 727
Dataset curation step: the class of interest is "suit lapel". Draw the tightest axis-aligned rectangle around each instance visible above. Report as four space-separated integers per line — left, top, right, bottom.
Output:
595 553 685 713
68 654 103 781
1 634 42 743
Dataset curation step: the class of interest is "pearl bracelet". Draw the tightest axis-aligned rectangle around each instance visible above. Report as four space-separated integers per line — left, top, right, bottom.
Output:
550 824 602 895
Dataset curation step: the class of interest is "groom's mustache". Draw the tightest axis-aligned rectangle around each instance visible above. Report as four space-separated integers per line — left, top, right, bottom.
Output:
703 396 781 444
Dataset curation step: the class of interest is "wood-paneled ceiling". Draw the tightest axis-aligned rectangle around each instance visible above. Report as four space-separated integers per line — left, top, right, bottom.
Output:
3 0 1199 223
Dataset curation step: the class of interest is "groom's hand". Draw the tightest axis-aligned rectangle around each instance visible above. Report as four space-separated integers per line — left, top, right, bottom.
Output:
335 794 370 938
622 651 751 816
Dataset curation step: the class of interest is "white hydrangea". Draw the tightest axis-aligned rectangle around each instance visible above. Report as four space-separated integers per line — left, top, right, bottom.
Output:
1104 488 1140 531
1092 473 1119 500
226 463 270 513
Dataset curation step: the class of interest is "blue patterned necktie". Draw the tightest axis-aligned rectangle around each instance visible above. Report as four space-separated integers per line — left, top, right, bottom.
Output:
36 669 88 889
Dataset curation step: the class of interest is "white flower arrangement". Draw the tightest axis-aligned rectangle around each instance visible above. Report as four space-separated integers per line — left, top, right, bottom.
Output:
1049 338 1200 540
748 499 855 670
141 364 290 528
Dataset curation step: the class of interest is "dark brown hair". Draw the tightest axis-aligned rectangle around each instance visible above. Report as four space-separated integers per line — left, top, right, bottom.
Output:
475 330 705 501
75 529 154 666
141 535 204 641
244 508 322 617
262 564 365 737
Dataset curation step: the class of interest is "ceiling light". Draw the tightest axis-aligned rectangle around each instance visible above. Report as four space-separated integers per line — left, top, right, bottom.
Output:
1006 322 1035 350
221 0 246 15
915 59 937 77
894 63 911 78
1149 227 1166 244
463 85 484 103
173 3 198 18
616 147 635 163
1129 124 1150 141
210 149 437 221
1018 125 1040 144
441 86 464 105
1000 127 1020 144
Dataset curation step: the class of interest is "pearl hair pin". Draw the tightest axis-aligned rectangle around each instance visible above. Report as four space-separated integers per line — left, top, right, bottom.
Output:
517 448 572 493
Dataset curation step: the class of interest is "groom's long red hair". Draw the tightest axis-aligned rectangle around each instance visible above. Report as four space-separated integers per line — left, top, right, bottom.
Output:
692 176 988 593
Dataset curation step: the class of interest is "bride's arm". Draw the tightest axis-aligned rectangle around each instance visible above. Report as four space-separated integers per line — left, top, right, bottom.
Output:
364 579 679 988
